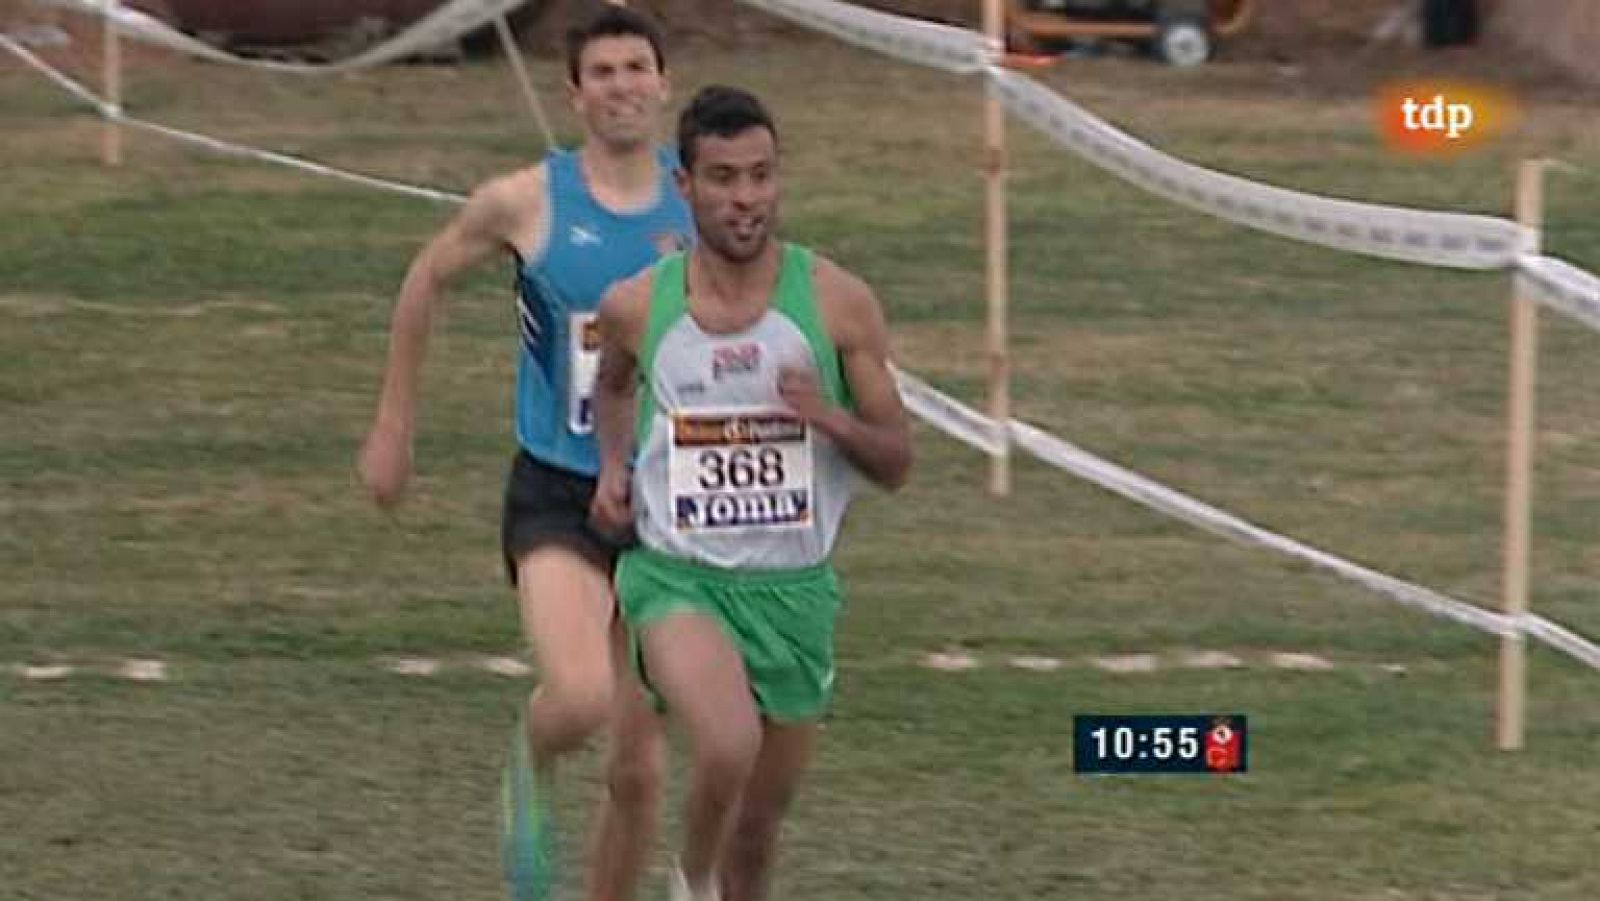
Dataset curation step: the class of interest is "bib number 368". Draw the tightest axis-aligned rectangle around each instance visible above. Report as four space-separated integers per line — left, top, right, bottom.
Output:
669 411 813 533
697 447 786 491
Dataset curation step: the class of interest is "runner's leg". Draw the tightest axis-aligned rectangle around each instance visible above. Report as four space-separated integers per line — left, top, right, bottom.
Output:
718 721 817 901
640 612 762 895
585 616 666 901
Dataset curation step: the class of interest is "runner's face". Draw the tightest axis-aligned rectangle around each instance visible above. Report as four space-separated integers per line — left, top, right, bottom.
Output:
680 127 779 264
569 36 667 150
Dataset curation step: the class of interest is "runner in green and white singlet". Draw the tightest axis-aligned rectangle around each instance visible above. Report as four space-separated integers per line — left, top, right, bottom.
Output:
591 86 913 901
631 244 857 570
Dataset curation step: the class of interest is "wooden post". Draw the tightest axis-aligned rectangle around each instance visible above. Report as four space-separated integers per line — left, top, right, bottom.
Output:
1497 159 1546 751
492 16 557 151
983 0 1011 496
102 0 122 166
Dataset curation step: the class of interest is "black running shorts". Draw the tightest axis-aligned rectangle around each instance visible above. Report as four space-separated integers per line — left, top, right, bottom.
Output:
500 450 630 583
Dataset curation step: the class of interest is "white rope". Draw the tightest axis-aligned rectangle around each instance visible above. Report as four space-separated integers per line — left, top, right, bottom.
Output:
122 117 467 205
1 33 467 205
1 30 111 114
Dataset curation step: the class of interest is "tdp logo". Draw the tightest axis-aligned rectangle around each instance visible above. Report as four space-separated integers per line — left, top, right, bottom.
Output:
1403 95 1474 139
1377 80 1516 156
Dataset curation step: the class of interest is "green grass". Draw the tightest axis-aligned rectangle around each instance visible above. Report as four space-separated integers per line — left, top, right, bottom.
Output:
3 31 1599 901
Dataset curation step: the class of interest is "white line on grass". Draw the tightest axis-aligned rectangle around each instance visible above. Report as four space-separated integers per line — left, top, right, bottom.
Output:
116 659 168 682
923 651 981 672
1093 654 1162 674
388 657 442 676
18 664 75 680
1267 652 1336 671
1178 651 1246 670
3 649 1429 683
476 656 532 677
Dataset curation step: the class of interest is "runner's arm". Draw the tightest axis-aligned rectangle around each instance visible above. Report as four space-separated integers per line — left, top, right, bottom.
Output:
595 275 650 472
785 268 913 492
368 175 533 435
590 274 650 531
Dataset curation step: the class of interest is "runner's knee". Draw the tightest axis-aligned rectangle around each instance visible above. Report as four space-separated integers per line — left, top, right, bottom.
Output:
538 679 615 738
694 720 761 784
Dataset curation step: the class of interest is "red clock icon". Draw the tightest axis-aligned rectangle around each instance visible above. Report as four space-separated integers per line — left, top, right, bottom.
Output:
1205 719 1242 773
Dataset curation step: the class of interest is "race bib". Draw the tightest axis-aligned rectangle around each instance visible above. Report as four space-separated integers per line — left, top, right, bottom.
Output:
669 411 813 534
568 313 600 434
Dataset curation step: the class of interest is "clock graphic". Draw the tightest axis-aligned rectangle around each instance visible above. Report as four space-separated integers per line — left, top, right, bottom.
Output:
1074 715 1249 774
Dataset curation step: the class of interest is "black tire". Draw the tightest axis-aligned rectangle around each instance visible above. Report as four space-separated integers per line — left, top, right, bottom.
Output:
1154 15 1210 67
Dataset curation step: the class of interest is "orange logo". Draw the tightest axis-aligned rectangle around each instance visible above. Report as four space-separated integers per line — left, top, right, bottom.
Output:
1376 81 1516 156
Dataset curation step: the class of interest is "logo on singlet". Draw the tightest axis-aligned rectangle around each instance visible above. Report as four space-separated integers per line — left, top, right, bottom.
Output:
712 343 762 381
568 225 602 247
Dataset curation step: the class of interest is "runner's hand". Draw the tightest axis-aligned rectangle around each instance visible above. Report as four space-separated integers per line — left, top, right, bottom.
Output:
590 464 633 536
777 366 831 425
358 421 412 509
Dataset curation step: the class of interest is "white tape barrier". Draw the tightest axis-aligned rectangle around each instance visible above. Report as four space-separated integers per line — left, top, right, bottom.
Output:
989 69 1530 271
1007 418 1517 636
894 368 1005 456
897 368 1600 672
40 0 529 74
1516 254 1600 334
893 369 1514 637
1520 615 1600 672
736 0 987 74
10 28 1600 674
1 33 468 205
730 0 1530 271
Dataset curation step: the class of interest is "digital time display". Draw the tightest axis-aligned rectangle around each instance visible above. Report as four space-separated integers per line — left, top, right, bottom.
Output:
1073 715 1248 774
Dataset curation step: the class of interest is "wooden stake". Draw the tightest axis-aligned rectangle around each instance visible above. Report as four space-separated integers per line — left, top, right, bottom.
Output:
102 0 122 166
1497 159 1546 751
983 0 1010 496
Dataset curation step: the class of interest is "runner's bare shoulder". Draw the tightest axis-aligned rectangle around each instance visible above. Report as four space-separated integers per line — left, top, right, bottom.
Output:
810 252 885 348
598 266 658 353
463 164 550 249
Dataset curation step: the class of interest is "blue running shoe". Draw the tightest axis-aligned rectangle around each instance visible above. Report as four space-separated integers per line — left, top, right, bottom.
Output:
501 717 556 901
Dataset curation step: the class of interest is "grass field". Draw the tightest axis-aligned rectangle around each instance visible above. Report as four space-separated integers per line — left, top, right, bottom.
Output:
4 22 1600 901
